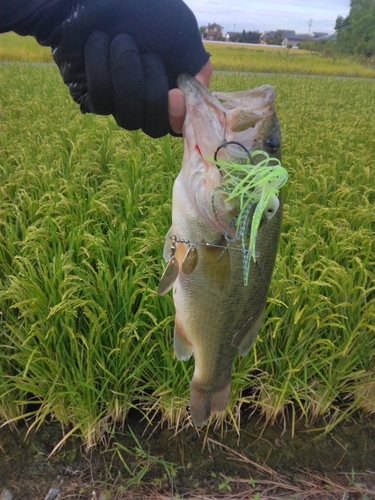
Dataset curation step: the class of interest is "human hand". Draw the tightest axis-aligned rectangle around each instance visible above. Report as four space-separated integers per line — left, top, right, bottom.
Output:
20 0 210 138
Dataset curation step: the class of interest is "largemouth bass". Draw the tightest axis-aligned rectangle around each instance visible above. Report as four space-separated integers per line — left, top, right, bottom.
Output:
158 75 287 427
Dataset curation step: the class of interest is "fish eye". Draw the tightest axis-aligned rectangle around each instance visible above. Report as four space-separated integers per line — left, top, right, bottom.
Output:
266 135 280 153
264 196 280 219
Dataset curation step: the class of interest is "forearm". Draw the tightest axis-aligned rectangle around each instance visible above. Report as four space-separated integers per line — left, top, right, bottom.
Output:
0 0 72 39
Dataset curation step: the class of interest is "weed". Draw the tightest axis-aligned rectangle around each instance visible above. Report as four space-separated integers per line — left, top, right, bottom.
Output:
218 475 232 492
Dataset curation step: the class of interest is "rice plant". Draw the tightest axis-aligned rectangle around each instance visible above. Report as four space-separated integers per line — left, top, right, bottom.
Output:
0 56 374 445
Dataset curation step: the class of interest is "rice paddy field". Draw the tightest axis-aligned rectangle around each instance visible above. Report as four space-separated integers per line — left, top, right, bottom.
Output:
0 33 375 497
205 41 375 78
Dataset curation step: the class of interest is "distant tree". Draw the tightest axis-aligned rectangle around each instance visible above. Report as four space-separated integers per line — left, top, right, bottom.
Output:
266 31 283 45
300 39 337 58
199 25 206 36
274 30 284 45
238 30 261 43
335 0 375 57
239 30 247 43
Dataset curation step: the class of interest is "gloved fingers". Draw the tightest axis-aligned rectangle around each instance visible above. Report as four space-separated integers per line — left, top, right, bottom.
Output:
84 32 171 137
110 33 144 130
141 53 170 138
84 31 115 115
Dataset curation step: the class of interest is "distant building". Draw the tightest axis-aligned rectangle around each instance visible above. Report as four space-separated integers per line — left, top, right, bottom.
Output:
203 23 224 41
311 32 329 38
259 29 296 44
259 29 332 47
312 33 336 42
224 31 239 42
281 34 312 47
281 32 331 47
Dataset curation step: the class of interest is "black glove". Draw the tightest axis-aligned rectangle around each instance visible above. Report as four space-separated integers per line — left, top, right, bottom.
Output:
11 0 210 138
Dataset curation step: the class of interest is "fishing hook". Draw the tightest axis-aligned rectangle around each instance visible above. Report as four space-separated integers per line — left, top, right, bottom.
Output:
213 115 253 171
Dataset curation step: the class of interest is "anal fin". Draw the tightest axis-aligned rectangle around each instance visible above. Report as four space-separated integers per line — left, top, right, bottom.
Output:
174 322 193 361
238 305 266 356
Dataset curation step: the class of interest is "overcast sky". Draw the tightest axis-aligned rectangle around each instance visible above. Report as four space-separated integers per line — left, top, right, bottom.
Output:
184 0 350 35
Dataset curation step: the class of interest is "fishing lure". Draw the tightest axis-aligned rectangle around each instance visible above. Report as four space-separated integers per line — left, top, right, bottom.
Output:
212 149 288 286
159 149 288 293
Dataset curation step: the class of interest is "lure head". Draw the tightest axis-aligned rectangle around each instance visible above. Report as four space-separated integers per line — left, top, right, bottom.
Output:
264 195 280 220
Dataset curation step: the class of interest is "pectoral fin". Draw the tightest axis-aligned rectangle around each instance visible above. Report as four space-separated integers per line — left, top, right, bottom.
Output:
174 321 193 361
238 305 266 356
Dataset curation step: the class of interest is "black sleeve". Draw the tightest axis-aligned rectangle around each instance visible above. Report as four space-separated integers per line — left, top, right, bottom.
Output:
0 0 72 35
1 0 209 86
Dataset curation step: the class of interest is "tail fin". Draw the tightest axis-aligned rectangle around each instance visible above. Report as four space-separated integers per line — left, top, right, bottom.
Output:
189 378 231 427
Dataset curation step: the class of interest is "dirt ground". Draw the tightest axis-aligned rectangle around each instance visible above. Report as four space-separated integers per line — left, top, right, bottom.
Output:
1 409 375 499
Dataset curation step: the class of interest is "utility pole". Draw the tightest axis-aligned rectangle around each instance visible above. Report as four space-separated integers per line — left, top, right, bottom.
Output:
307 19 313 35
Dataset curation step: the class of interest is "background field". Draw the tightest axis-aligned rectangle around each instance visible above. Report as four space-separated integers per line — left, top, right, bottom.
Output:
0 36 375 451
2 32 375 77
205 41 375 77
0 32 53 62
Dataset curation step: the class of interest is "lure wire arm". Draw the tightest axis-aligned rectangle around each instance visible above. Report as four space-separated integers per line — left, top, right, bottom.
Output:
169 234 259 257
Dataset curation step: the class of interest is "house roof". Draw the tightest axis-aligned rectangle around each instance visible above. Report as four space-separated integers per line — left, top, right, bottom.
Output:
286 34 312 41
278 30 296 37
260 29 296 39
283 36 310 43
313 34 336 41
283 33 336 44
207 23 223 30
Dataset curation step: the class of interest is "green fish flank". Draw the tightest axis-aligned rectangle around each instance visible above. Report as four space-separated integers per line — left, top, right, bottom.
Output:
213 150 288 286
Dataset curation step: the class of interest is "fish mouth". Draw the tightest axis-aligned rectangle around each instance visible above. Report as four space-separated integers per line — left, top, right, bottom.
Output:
177 74 281 163
177 73 195 90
